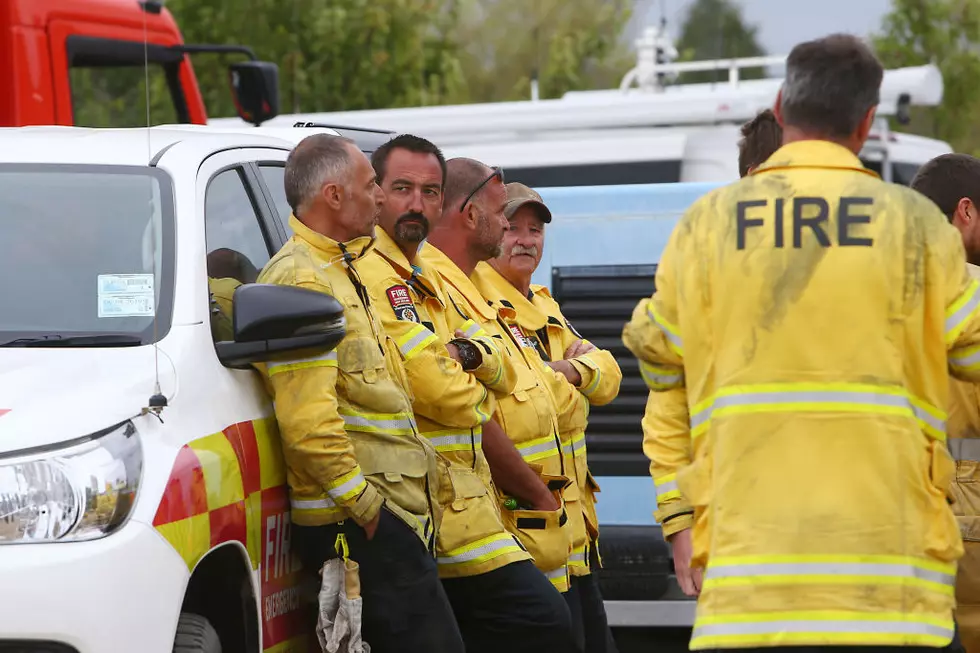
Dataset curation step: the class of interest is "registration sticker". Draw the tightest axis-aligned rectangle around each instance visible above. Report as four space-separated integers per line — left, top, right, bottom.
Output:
98 274 156 318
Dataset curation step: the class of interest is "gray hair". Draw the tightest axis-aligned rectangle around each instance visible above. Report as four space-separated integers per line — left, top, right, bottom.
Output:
284 133 356 216
779 34 884 139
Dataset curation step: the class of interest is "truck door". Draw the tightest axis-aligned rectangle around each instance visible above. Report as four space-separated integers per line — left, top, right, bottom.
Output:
46 18 203 127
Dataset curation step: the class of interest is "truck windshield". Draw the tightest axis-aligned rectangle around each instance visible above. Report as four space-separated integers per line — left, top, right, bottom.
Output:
0 165 175 347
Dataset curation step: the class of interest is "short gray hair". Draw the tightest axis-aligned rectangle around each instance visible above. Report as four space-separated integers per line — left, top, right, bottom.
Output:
779 34 884 139
284 134 356 216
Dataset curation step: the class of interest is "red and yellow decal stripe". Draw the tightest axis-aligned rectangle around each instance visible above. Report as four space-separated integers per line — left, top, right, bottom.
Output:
153 417 310 653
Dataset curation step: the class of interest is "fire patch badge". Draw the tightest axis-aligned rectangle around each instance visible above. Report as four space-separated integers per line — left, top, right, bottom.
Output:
386 285 420 323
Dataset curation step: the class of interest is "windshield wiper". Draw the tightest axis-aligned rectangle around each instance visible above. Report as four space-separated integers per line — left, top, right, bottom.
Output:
0 334 145 348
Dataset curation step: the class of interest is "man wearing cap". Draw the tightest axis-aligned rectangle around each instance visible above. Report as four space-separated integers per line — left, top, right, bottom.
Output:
477 182 623 653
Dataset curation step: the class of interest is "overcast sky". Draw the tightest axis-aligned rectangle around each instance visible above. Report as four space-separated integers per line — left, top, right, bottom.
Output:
628 0 893 57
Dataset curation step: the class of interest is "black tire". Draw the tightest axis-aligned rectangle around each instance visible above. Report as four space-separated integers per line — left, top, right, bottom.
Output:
595 525 671 601
173 613 222 653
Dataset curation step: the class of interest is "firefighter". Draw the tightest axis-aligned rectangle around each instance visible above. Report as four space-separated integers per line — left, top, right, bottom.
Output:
425 156 587 650
622 33 980 652
481 181 623 652
644 104 785 599
911 153 980 653
252 133 465 653
358 133 578 652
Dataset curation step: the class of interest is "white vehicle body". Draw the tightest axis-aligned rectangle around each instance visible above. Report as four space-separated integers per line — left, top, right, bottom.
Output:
0 125 363 653
211 47 952 186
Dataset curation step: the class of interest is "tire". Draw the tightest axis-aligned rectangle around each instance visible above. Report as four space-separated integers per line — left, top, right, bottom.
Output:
173 613 222 653
596 525 671 601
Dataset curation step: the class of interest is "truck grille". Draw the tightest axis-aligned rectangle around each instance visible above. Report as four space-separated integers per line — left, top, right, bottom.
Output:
551 264 658 477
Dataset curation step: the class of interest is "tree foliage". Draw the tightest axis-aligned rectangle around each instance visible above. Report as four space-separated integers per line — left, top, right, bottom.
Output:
69 0 635 126
872 0 980 155
674 0 766 85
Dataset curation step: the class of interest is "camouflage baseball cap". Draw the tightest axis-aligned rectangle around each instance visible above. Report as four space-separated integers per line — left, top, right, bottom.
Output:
504 182 552 223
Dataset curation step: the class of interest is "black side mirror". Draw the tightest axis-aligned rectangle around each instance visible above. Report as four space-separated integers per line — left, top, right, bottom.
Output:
215 283 346 369
229 61 280 126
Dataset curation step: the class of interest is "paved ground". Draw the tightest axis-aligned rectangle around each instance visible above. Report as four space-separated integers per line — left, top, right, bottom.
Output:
613 626 693 652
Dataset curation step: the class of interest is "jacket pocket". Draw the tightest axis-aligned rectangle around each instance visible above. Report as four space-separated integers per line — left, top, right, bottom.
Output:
925 439 964 563
337 335 412 414
500 386 556 457
357 441 430 518
436 465 511 563
499 472 573 575
500 503 572 576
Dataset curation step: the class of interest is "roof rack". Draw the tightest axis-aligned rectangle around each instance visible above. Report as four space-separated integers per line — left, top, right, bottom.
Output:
292 121 395 135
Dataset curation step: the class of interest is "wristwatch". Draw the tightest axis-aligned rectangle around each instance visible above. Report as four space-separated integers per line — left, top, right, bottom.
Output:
449 338 482 371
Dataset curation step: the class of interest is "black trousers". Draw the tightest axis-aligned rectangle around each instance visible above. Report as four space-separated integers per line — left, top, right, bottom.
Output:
564 569 619 653
441 559 582 653
294 508 465 653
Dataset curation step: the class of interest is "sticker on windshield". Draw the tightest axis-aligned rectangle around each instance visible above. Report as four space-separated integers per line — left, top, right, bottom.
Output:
98 274 155 318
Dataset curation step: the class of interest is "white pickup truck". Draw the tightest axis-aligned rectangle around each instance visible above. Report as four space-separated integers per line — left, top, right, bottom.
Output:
0 124 376 653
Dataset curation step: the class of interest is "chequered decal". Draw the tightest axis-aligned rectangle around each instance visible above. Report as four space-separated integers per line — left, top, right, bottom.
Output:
153 418 311 652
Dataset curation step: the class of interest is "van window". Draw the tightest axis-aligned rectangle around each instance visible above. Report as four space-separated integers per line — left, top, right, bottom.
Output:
0 164 175 346
506 160 682 188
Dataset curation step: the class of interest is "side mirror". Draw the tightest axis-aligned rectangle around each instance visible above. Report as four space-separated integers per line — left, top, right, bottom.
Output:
215 284 346 369
229 61 280 126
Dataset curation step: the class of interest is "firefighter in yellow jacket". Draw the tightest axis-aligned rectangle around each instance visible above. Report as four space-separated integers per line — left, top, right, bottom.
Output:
623 35 980 651
253 134 465 653
912 153 980 653
644 107 785 597
358 133 579 652
482 181 623 653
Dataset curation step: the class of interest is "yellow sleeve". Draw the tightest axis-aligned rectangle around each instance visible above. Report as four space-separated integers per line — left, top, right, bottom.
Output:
370 279 496 430
569 347 623 406
535 355 590 435
449 306 519 395
254 278 383 526
942 225 980 381
621 211 688 387
641 389 694 537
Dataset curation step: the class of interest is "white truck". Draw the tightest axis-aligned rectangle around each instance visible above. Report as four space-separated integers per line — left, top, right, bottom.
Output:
0 124 380 653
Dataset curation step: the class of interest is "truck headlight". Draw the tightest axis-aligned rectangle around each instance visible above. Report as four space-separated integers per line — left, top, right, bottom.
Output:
0 421 142 543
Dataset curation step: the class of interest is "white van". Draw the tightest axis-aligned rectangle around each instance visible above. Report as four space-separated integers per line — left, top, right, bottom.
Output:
0 124 389 653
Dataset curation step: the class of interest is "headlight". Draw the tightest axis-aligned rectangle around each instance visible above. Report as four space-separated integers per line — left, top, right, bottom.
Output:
0 421 142 543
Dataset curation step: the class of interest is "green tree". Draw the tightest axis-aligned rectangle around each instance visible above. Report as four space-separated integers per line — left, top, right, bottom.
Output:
872 0 980 155
452 0 635 102
167 0 468 118
674 0 766 85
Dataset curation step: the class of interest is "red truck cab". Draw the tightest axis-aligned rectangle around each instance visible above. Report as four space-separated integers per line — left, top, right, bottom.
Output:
0 0 278 127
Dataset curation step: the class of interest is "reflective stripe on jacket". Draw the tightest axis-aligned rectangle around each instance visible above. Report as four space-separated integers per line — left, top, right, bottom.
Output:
424 243 574 592
254 215 440 545
622 140 980 649
362 228 531 578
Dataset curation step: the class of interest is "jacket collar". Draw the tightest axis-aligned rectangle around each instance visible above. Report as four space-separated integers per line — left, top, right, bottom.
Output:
289 214 376 261
473 263 549 330
752 140 880 179
374 228 444 306
421 243 497 320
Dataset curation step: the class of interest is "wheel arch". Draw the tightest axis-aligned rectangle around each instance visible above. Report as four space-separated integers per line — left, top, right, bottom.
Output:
180 541 260 653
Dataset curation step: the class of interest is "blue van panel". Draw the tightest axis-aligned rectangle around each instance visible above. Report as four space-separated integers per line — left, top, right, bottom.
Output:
529 182 723 289
593 475 660 526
